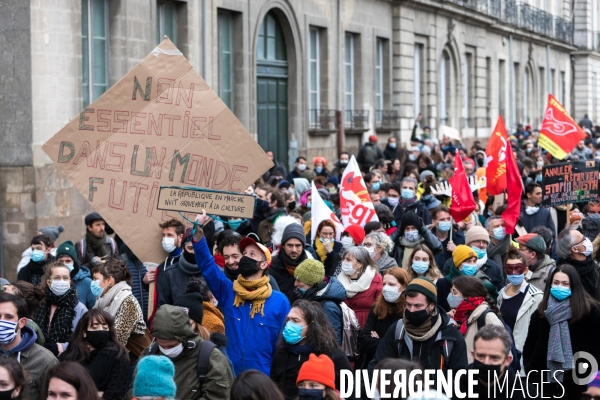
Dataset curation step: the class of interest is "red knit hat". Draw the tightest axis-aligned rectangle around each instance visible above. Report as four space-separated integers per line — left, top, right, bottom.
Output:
369 135 378 143
296 353 336 390
344 224 366 245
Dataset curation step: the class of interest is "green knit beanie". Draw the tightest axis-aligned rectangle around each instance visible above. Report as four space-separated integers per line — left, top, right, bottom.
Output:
294 259 325 286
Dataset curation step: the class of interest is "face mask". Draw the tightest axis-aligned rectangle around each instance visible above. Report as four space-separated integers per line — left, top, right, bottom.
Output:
341 237 354 248
526 147 533 153
382 285 401 303
525 206 539 215
387 197 399 207
0 320 18 345
364 246 376 256
237 256 261 278
471 246 487 260
461 263 478 276
408 154 417 161
50 280 71 296
159 343 184 358
371 181 381 191
183 250 197 264
341 262 356 275
293 287 307 298
90 280 104 297
282 321 305 344
411 261 429 275
476 158 485 168
389 142 397 149
86 330 110 349
64 263 74 272
536 174 542 183
339 161 348 167
287 201 296 210
212 298 219 307
581 238 594 256
473 359 503 382
438 221 452 232
0 388 16 400
298 388 325 400
162 237 177 253
297 164 307 171
404 230 419 242
404 308 430 326
507 274 525 286
315 166 323 174
401 189 414 200
30 249 45 263
550 285 572 301
328 187 337 195
536 161 544 168
492 226 506 241
228 219 245 231
447 293 463 309
306 201 312 209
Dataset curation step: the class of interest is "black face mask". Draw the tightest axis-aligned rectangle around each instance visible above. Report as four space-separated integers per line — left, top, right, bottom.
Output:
298 388 324 400
0 388 15 400
237 256 261 278
476 158 484 168
472 359 504 384
86 330 110 350
287 201 296 210
183 250 197 264
404 308 431 327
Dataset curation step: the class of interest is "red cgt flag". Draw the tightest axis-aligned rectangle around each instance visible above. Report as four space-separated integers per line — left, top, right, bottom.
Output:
504 140 522 234
449 151 476 222
539 94 587 160
485 116 509 195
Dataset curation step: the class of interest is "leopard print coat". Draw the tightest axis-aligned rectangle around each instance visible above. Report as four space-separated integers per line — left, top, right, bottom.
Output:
113 294 146 346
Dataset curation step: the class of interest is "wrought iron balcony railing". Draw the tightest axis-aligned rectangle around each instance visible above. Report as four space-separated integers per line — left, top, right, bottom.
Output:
375 110 400 130
344 110 370 132
308 109 338 132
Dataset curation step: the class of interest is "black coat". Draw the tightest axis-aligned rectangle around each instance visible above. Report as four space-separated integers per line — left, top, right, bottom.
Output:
269 252 311 304
383 145 398 161
432 227 465 270
312 240 343 277
270 346 353 400
357 305 401 370
523 307 600 399
391 200 432 227
157 257 203 307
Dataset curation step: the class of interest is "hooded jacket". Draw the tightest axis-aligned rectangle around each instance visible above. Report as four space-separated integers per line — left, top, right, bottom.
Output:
193 237 290 376
258 207 288 244
132 305 233 400
71 264 96 309
300 276 346 344
157 252 203 307
519 206 556 237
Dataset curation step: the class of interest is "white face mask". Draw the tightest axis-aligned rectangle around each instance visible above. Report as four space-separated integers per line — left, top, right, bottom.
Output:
50 280 71 296
341 237 354 248
382 285 401 303
162 237 177 253
341 262 356 275
525 206 539 215
64 263 74 272
159 343 184 358
297 164 307 171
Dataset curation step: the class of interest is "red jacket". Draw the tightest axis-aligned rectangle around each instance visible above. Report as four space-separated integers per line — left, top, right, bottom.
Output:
344 273 383 328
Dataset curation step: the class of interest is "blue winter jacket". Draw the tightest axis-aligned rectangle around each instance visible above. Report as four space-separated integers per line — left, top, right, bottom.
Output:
193 237 291 376
303 276 346 344
72 266 96 310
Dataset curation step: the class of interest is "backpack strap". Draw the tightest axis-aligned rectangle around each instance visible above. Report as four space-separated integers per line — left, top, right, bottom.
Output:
197 340 217 384
395 320 406 356
107 236 117 255
476 308 492 330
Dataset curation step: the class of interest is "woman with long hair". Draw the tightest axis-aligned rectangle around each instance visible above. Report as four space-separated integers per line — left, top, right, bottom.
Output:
387 158 401 182
313 220 343 275
231 370 284 400
448 275 504 363
40 362 99 400
0 357 26 399
32 262 87 356
407 244 443 283
357 267 409 370
523 264 600 398
5 280 46 345
60 309 130 400
270 300 351 400
92 258 148 355
336 246 383 328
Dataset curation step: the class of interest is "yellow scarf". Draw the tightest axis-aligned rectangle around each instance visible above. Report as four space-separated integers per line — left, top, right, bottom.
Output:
315 238 329 263
233 275 272 318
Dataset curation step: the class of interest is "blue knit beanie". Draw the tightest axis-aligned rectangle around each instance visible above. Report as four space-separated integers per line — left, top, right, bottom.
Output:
133 355 177 398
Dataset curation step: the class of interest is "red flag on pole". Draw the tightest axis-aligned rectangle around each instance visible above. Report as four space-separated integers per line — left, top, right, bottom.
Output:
485 116 510 195
449 151 476 222
538 94 587 160
504 140 523 234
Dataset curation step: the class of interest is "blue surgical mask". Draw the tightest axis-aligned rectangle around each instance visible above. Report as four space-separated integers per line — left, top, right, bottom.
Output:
404 230 419 242
306 201 312 209
30 249 45 263
401 189 414 200
447 293 463 309
319 237 325 243
550 285 572 301
438 221 452 232
461 263 478 276
64 263 74 272
471 246 487 259
282 321 305 344
411 261 429 275
492 227 506 241
315 166 323 174
227 219 245 230
507 274 524 286
90 280 104 297
389 143 397 149
371 181 381 191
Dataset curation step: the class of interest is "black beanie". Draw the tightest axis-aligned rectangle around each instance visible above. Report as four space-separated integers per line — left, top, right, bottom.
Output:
400 212 422 233
174 293 204 324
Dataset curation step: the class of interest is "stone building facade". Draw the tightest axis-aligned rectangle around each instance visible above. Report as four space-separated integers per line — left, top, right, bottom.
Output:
0 0 597 279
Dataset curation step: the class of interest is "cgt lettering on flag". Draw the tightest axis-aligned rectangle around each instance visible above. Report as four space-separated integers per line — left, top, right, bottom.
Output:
339 156 379 227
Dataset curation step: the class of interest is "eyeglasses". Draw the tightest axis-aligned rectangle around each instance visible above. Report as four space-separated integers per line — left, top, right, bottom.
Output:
504 263 526 275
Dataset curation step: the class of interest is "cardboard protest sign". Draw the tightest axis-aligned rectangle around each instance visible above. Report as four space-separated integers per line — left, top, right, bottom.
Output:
42 38 272 262
157 187 255 219
541 160 599 207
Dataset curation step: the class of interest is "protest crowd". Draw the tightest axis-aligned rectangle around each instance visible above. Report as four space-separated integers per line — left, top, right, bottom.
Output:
7 112 600 400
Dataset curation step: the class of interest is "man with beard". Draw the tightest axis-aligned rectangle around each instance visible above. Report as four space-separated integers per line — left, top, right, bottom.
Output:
218 233 280 291
75 212 120 271
193 210 290 375
269 223 312 303
520 183 555 236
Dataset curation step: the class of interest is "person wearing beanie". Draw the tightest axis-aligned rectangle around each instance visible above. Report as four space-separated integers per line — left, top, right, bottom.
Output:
55 240 96 309
357 135 384 172
369 276 468 374
270 223 313 303
325 176 339 195
296 353 338 400
75 212 119 272
39 225 65 244
293 259 346 344
516 233 555 292
436 244 498 312
133 355 177 399
132 305 234 400
389 211 442 270
192 213 290 377
174 280 225 336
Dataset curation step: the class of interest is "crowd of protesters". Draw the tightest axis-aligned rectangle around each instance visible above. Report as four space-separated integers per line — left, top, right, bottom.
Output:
5 117 600 399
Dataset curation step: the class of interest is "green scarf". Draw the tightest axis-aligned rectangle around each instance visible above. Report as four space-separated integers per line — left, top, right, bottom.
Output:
446 263 462 285
86 230 107 257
